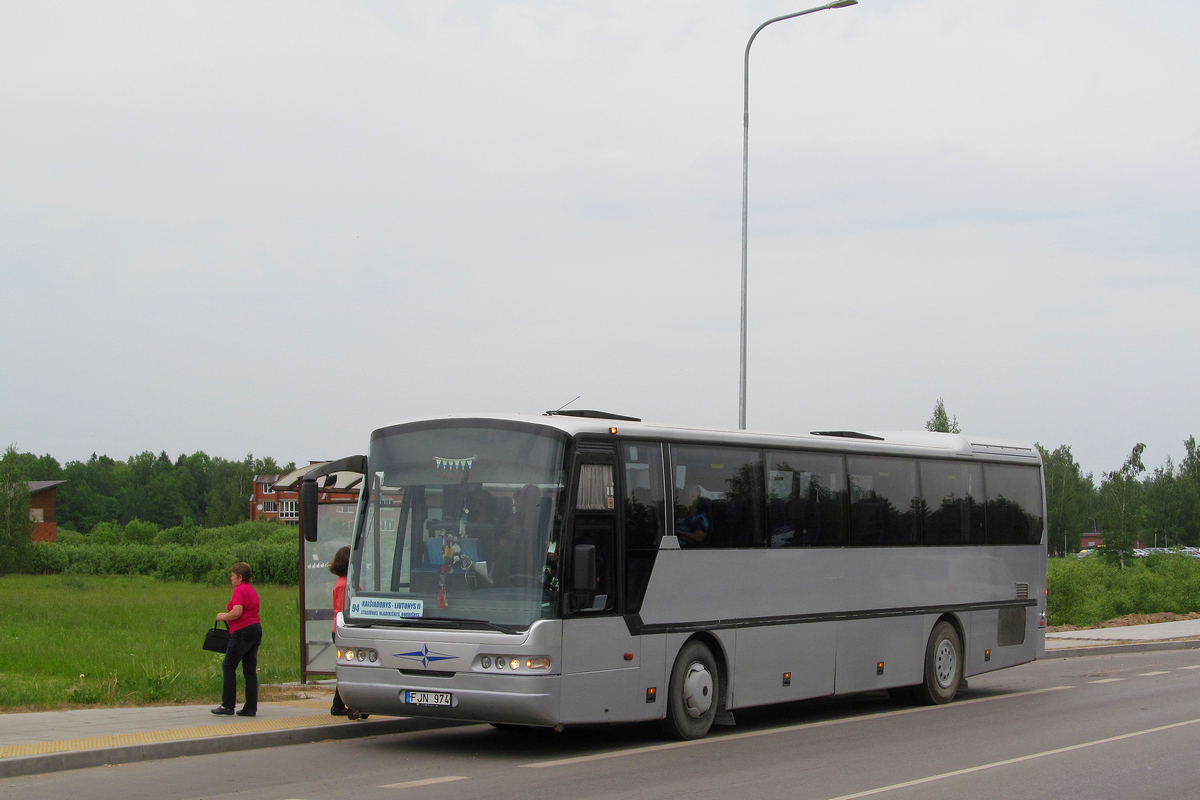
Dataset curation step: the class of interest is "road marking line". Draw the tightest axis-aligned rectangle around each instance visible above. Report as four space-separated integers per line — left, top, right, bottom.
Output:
823 716 1200 800
520 686 1073 769
1179 665 1200 670
380 776 469 789
1088 678 1124 683
1138 671 1169 676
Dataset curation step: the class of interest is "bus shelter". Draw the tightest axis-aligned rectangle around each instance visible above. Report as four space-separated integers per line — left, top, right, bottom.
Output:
274 463 362 683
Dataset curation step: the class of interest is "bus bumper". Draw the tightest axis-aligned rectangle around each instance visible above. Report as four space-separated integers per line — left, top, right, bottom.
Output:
337 666 561 727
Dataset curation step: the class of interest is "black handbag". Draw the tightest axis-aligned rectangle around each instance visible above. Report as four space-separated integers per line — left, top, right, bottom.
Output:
203 621 230 653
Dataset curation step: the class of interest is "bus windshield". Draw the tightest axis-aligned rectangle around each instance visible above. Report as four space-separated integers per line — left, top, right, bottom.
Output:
347 423 567 632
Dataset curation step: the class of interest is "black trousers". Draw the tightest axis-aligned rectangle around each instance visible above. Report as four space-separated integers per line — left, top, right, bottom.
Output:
222 623 262 712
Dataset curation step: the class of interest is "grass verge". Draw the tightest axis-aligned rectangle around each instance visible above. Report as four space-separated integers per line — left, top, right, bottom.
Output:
0 574 303 711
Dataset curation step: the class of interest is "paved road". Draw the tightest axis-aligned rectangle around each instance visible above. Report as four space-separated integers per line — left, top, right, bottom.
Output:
4 648 1199 800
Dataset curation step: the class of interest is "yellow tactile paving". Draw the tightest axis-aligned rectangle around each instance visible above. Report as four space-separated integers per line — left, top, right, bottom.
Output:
0 714 349 759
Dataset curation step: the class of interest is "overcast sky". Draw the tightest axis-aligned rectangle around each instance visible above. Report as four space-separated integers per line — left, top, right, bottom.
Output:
2 1 1197 480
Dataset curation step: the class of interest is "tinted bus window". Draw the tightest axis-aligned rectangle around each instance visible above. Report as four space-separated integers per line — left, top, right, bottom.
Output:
671 445 764 548
623 441 665 613
766 451 847 547
985 464 1044 545
848 456 921 546
920 460 985 545
623 441 665 550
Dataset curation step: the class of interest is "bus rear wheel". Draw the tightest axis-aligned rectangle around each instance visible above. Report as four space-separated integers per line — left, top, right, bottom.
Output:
661 640 720 740
914 620 962 705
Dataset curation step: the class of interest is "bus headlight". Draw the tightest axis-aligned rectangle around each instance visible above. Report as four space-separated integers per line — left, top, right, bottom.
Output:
509 658 520 670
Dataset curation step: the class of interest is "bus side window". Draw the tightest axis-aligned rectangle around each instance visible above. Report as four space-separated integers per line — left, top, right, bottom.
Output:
670 444 764 548
623 442 665 613
920 460 985 545
571 461 617 613
766 451 847 547
577 464 615 510
848 456 921 547
571 516 615 612
984 464 1044 545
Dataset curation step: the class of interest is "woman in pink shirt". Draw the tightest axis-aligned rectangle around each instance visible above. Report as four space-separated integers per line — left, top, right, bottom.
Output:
212 562 262 717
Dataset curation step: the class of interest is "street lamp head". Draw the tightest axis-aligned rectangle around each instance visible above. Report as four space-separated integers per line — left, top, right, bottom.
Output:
828 0 858 7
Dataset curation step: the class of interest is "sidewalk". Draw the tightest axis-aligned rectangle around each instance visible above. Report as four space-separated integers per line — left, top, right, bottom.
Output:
0 695 463 779
1044 618 1200 657
6 621 1200 780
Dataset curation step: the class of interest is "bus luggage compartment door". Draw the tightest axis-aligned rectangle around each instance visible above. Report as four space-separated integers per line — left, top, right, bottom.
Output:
560 616 658 724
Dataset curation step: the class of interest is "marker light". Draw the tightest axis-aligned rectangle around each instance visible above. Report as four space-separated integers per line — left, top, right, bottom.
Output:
526 657 551 670
336 649 343 660
509 658 520 670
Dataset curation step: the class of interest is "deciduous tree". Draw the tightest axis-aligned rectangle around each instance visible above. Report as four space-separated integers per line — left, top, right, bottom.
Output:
1098 443 1147 567
1037 444 1096 556
925 398 961 434
0 445 34 573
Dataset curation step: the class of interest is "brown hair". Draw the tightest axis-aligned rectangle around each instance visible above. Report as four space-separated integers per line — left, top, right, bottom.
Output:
231 562 253 583
329 546 350 578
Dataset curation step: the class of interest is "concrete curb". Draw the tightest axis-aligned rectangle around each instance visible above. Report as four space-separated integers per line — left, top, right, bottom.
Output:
1044 637 1200 659
0 717 467 779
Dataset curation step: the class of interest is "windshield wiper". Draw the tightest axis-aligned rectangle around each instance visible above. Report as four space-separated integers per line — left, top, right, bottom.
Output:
417 616 523 635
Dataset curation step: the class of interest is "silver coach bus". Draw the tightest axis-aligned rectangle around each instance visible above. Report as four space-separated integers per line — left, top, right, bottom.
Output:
302 411 1046 740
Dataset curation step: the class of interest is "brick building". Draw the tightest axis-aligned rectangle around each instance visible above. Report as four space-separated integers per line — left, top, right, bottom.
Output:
249 463 358 525
27 480 66 542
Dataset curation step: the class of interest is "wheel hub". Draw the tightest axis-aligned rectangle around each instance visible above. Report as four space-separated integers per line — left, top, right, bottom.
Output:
935 639 957 689
682 662 713 719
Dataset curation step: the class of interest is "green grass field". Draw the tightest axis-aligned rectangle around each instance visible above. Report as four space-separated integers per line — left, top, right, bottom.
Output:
0 574 302 711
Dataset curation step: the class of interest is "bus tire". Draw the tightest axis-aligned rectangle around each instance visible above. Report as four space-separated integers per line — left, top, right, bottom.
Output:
914 620 962 705
661 640 719 740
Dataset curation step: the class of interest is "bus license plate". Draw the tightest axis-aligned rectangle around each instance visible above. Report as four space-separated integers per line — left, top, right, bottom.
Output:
404 691 451 707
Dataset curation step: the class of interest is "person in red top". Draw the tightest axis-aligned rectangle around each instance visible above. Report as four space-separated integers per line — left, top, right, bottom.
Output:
328 546 361 718
212 562 262 717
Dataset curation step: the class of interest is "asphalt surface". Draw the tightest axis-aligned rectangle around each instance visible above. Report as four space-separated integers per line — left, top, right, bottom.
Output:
3 646 1200 800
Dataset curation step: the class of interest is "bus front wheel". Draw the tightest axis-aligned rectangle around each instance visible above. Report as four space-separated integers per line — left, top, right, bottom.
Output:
661 640 720 740
915 620 962 705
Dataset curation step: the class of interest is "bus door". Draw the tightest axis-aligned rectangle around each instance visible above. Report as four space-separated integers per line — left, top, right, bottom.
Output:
560 442 644 723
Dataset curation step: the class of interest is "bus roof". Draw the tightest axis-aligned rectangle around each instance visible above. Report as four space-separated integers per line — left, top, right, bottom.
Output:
372 413 1041 464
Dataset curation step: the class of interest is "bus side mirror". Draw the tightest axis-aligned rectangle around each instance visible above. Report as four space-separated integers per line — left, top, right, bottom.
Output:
301 480 319 542
571 543 597 610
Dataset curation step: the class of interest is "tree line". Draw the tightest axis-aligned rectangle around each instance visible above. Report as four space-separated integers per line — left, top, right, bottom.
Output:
2 446 294 533
1040 438 1200 558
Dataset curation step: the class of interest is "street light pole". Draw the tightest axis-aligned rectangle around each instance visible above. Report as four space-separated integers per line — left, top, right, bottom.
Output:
739 0 858 430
